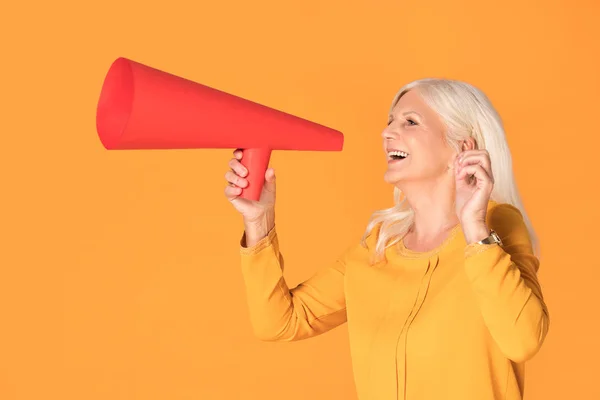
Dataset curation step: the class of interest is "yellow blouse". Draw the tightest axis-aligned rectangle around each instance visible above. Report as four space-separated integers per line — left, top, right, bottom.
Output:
239 200 549 399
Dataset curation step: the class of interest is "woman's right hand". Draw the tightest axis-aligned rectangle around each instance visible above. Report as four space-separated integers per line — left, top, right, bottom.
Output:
224 149 276 225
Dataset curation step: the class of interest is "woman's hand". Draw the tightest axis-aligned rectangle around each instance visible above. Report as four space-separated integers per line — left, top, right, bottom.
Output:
224 149 277 225
454 149 494 244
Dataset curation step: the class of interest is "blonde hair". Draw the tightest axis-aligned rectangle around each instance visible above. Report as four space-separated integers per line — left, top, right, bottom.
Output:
360 78 540 265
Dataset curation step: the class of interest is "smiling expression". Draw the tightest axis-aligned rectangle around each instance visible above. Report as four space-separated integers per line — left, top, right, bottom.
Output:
382 89 456 185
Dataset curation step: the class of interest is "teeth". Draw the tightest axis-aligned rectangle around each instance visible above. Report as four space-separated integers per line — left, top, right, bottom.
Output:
388 150 409 158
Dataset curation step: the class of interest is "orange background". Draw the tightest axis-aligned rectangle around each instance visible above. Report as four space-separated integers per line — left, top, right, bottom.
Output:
2 0 599 399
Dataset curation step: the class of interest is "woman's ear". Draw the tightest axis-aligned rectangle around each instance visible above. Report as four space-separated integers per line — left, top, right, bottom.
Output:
461 137 477 152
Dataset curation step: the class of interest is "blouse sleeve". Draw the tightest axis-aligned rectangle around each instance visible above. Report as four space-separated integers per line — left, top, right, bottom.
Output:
463 203 550 363
239 225 348 341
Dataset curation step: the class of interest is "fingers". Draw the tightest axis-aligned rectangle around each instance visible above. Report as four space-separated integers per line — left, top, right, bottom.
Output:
455 150 493 182
225 170 247 188
455 163 494 185
228 156 248 178
458 153 491 171
224 182 242 200
226 149 277 201
265 167 275 181
225 149 247 200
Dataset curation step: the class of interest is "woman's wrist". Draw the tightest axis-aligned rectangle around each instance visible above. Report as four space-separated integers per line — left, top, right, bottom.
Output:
243 211 275 247
462 220 490 245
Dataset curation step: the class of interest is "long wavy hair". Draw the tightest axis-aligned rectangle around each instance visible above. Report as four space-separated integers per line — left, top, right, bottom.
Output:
360 78 540 265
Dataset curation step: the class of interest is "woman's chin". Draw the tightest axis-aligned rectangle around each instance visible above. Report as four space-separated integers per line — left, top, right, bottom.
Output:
383 170 404 184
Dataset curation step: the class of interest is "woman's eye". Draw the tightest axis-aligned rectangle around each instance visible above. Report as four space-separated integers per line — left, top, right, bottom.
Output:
407 119 417 126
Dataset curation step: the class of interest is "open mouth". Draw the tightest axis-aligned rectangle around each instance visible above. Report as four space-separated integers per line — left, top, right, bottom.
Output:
388 150 409 162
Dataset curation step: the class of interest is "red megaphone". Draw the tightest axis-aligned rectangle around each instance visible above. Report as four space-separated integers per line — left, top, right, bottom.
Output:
96 57 344 201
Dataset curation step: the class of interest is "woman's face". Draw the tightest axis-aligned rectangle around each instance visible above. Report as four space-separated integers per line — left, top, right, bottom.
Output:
382 89 456 185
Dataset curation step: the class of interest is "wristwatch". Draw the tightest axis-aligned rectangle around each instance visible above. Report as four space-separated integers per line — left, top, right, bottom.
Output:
476 230 503 246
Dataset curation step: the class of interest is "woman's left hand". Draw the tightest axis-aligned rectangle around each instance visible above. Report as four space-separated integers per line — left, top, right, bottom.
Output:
454 149 494 231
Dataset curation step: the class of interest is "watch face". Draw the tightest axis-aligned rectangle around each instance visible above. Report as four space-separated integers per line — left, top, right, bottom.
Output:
491 231 502 245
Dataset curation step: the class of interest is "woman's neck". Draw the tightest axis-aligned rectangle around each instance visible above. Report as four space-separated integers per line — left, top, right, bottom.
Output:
399 179 458 241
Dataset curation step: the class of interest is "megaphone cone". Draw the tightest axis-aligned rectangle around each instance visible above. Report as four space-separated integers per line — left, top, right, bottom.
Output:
96 57 344 201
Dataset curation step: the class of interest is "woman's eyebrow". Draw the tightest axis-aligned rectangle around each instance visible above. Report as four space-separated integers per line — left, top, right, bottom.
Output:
388 111 423 119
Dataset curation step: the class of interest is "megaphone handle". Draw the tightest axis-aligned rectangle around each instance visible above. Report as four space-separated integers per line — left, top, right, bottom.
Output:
238 147 272 201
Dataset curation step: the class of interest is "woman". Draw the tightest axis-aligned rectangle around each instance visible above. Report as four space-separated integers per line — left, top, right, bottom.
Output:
224 78 549 400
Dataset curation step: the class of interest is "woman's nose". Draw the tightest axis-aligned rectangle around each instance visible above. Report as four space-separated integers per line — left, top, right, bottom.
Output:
382 128 398 140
